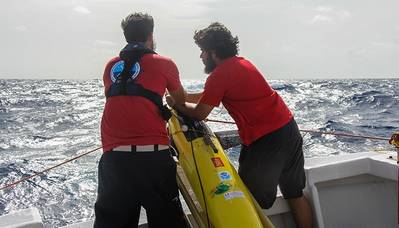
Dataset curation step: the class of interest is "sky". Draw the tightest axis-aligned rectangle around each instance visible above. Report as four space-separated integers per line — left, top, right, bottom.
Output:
1 0 398 80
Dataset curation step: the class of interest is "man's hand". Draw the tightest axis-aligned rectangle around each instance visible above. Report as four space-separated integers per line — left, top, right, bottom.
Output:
166 95 175 108
168 85 186 106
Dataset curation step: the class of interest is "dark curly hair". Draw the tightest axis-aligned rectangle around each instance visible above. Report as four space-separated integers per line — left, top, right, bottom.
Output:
121 12 154 43
193 22 239 59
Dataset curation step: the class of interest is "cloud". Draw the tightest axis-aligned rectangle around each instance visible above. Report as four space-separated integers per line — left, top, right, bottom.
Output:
74 6 91 14
370 41 397 48
310 15 333 24
309 6 351 25
156 0 214 20
337 10 351 19
92 40 117 53
348 47 367 57
315 6 333 13
281 44 296 53
14 25 28 32
94 40 117 47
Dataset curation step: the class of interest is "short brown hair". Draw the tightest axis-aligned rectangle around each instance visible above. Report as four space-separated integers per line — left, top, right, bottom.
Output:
121 13 154 43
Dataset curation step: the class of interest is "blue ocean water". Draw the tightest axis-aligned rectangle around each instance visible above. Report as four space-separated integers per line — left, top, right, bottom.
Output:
0 79 398 227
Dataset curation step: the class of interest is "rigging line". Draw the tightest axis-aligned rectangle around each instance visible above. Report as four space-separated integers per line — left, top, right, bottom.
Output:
0 146 102 191
204 118 235 125
299 129 389 141
170 129 217 140
204 118 391 141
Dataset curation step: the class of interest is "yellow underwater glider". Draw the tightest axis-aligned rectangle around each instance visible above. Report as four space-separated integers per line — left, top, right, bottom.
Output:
168 110 274 228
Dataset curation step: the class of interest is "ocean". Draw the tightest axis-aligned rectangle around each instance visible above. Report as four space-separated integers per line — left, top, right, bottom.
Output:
0 79 398 227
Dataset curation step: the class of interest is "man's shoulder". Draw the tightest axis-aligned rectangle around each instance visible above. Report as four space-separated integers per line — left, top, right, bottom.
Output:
104 54 177 73
226 56 251 66
219 56 258 74
145 53 175 65
106 54 175 65
207 56 257 82
105 57 121 68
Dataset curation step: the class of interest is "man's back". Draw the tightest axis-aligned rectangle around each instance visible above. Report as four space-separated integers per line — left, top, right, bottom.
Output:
101 53 181 151
199 56 293 145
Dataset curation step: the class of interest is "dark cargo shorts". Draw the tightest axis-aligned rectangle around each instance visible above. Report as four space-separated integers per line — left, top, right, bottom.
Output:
238 118 306 209
94 149 187 228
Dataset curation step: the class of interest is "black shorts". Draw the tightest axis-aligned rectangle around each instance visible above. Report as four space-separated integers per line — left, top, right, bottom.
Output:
94 150 187 228
238 118 306 209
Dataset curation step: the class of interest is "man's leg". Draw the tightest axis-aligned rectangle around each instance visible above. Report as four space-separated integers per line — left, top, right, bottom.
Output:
238 141 285 209
287 195 313 228
94 152 141 228
279 119 313 228
139 150 187 228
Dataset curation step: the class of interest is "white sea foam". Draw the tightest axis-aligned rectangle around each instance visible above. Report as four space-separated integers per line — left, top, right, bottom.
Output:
0 78 397 226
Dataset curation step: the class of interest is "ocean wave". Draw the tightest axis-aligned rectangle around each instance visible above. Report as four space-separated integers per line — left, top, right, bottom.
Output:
0 78 398 226
270 81 296 92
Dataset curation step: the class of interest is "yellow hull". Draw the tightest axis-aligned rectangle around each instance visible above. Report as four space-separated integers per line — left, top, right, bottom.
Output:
168 111 274 228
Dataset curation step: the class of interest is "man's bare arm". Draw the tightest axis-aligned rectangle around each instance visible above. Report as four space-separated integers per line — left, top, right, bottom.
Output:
167 85 186 105
174 102 213 120
185 92 203 103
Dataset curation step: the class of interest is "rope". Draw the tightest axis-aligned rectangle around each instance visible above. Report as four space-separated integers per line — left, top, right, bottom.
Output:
300 129 390 141
205 118 391 141
0 124 215 192
0 125 215 192
2 118 394 191
0 146 102 191
204 118 235 125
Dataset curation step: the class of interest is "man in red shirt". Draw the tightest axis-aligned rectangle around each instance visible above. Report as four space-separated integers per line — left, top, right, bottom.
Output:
168 22 312 228
95 13 187 227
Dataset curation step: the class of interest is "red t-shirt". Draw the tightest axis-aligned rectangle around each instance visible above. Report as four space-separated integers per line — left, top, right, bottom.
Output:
101 53 181 152
199 56 293 145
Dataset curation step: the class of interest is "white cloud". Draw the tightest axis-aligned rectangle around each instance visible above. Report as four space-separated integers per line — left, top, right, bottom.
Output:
310 15 333 24
309 6 351 25
370 41 397 48
93 40 117 53
153 1 213 20
1 0 398 79
315 6 333 13
14 25 28 32
348 48 367 57
94 40 117 47
281 44 296 53
337 10 351 19
74 6 91 14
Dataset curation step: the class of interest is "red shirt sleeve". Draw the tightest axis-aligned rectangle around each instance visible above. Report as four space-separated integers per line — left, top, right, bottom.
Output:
199 69 227 107
102 57 120 95
163 59 181 92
